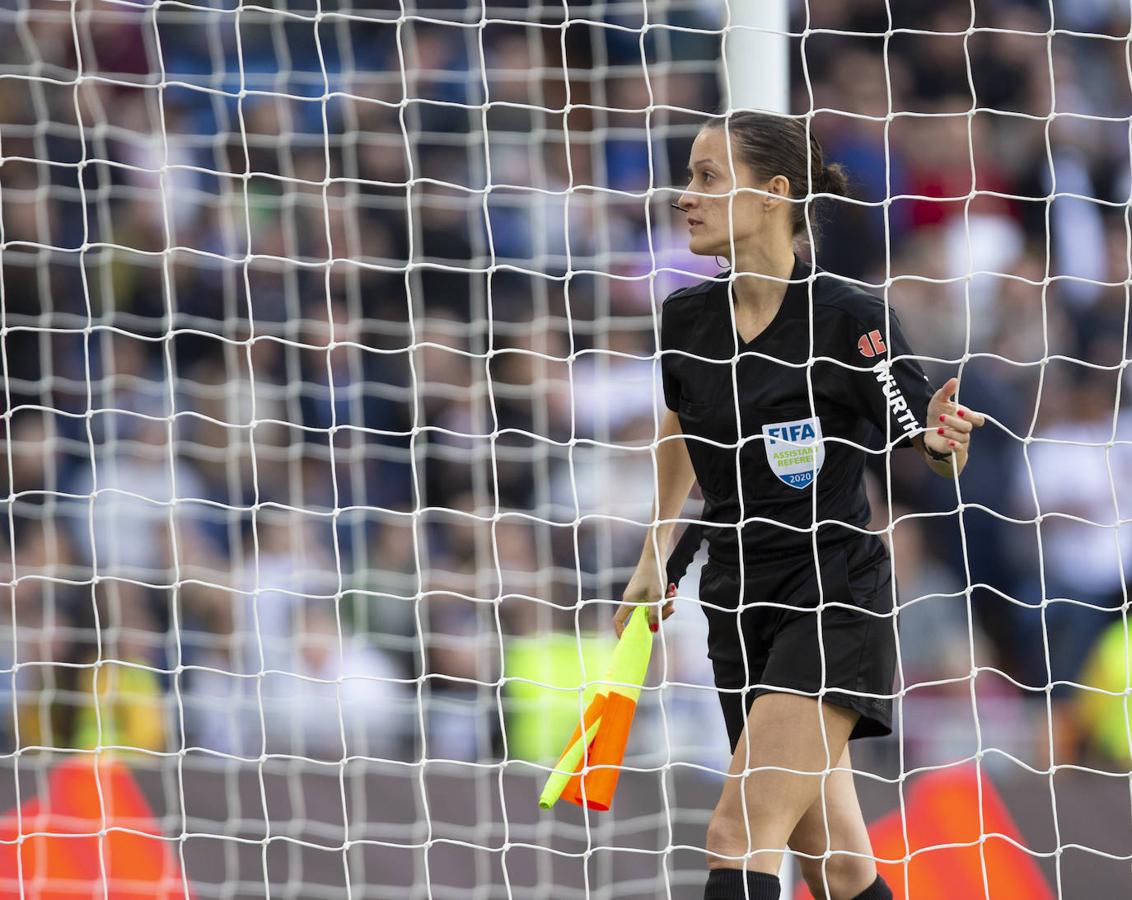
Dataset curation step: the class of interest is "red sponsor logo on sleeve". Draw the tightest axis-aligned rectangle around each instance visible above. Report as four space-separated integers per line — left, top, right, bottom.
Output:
857 329 887 358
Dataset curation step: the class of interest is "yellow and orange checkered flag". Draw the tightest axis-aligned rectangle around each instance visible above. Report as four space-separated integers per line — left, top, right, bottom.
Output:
538 605 654 812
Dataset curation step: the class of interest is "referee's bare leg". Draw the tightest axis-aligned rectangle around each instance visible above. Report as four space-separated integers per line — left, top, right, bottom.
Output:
704 692 879 899
788 742 879 899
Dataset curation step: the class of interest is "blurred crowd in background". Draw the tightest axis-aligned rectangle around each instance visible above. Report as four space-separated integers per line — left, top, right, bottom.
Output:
3 0 1132 777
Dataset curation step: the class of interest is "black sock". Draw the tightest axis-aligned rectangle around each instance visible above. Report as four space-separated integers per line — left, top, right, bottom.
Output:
851 874 893 900
703 867 781 900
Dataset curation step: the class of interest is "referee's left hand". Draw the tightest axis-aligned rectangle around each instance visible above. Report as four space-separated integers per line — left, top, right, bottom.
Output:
613 577 677 638
924 377 986 471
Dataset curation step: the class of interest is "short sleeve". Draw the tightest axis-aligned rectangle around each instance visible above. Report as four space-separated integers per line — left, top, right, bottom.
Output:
843 305 935 447
660 301 682 412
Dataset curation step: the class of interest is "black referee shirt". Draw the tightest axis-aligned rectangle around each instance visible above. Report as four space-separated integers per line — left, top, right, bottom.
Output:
660 256 935 564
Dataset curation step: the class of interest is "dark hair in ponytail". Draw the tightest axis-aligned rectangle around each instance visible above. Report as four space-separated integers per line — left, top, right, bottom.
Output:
703 112 849 237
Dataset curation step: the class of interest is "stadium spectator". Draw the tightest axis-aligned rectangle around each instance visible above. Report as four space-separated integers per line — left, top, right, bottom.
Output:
1012 368 1132 698
0 524 83 752
259 599 410 760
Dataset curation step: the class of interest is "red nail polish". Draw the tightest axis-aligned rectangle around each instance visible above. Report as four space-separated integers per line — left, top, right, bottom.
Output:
957 409 965 417
939 415 946 422
649 622 658 633
949 440 956 447
937 427 945 435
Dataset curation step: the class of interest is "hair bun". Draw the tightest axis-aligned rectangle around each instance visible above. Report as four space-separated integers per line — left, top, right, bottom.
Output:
820 162 849 197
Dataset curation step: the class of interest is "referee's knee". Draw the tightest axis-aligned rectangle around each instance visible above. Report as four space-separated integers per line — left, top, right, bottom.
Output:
704 812 744 866
798 853 878 899
704 800 791 867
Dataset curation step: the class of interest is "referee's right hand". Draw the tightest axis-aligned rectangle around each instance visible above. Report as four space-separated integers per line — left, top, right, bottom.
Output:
613 569 677 638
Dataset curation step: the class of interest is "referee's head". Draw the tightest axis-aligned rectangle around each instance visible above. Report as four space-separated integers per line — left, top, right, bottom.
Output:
676 112 848 261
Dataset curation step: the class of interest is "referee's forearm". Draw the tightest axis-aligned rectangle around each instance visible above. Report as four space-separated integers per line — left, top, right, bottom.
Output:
640 409 696 562
926 455 958 477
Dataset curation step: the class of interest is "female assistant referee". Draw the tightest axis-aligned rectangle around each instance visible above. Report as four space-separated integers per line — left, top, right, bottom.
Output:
612 113 985 900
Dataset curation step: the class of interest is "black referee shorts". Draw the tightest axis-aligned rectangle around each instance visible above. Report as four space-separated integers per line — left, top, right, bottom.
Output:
698 536 896 751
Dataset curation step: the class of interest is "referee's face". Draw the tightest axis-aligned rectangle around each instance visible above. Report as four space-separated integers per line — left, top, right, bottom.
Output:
678 127 769 261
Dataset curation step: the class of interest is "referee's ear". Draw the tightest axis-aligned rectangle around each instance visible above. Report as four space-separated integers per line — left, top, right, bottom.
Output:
761 174 790 214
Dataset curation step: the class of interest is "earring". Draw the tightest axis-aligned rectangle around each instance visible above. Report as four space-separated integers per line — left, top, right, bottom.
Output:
715 255 731 269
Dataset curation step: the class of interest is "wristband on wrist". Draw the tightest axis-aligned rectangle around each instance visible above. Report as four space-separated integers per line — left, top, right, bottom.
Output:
924 442 954 462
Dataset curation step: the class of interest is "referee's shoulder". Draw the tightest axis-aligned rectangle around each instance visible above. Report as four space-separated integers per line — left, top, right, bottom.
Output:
661 274 722 309
659 275 721 343
809 270 893 331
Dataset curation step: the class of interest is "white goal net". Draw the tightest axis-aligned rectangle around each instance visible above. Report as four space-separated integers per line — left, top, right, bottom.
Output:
2 0 1132 897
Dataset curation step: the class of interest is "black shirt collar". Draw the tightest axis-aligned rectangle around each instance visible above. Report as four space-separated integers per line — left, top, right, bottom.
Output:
715 254 815 345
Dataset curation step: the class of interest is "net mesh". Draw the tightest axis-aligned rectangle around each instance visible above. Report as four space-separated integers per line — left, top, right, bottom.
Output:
2 1 1132 897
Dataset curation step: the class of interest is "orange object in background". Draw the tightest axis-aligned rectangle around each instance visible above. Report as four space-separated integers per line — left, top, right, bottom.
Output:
0 755 192 900
794 765 1051 900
